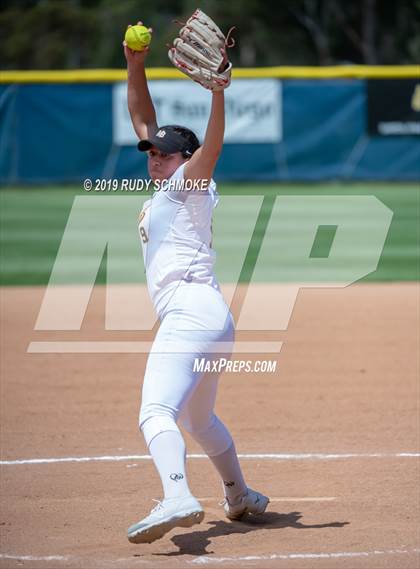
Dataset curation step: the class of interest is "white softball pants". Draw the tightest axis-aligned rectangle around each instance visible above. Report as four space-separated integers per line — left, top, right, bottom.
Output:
139 282 235 457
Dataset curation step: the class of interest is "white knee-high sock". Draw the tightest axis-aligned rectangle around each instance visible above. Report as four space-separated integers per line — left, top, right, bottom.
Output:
208 442 247 503
148 430 192 499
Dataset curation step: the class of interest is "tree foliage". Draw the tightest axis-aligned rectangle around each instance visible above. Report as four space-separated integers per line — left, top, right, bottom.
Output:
1 0 419 69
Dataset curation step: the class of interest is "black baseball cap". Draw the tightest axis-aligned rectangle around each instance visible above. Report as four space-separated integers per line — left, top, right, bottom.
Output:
137 125 200 156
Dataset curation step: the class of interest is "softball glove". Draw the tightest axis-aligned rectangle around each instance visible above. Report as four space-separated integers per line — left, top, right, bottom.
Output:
168 9 235 91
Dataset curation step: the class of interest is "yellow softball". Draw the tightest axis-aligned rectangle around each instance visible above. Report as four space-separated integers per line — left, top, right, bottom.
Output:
125 25 152 51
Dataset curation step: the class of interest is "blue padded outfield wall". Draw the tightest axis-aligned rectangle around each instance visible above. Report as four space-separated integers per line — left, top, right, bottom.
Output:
0 78 419 184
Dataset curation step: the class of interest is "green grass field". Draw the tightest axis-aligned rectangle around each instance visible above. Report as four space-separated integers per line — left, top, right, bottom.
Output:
0 183 419 285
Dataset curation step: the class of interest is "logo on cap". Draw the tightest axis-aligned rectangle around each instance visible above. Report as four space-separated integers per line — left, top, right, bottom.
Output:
156 130 166 138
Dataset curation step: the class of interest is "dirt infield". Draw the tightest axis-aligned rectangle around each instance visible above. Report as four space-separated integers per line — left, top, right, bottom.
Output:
1 283 419 568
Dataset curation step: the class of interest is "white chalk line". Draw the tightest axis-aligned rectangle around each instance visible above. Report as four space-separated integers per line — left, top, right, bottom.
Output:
0 555 69 562
199 497 336 503
189 548 420 564
1 548 419 565
1 452 419 466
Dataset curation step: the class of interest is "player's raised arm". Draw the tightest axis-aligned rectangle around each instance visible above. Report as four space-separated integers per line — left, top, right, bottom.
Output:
184 90 225 182
167 10 235 183
123 22 157 141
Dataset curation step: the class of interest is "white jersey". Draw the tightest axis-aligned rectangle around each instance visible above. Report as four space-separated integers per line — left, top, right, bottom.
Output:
138 163 221 316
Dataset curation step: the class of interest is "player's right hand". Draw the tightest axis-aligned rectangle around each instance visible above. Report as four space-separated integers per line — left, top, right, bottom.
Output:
123 21 152 65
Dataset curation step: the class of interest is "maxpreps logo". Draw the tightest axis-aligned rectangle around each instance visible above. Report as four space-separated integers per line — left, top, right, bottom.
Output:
29 195 393 355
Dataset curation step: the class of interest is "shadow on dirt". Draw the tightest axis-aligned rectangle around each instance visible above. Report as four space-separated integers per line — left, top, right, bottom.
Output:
153 511 350 557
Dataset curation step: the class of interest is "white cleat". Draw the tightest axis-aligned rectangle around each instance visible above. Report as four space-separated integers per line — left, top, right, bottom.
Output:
127 495 204 544
223 488 270 521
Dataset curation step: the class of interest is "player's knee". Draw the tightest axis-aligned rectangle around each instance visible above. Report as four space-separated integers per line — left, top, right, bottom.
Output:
140 414 181 448
139 402 177 428
181 413 232 457
138 403 180 448
180 412 216 436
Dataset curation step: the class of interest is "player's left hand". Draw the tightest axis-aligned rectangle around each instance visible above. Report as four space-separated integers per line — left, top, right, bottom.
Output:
167 9 235 91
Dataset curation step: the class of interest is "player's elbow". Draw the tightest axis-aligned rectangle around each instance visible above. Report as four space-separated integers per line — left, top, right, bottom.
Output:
201 144 222 164
133 120 157 143
197 152 220 176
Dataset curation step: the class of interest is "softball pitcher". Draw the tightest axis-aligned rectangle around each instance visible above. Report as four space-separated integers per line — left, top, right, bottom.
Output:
124 11 269 545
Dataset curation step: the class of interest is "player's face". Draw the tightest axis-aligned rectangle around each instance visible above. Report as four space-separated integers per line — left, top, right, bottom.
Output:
147 147 186 182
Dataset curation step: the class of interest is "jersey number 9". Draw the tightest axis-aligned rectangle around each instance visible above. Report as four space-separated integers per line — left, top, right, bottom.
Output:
139 227 149 243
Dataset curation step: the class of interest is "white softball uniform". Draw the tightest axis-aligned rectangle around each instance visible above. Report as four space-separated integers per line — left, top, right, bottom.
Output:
138 163 235 457
138 162 221 318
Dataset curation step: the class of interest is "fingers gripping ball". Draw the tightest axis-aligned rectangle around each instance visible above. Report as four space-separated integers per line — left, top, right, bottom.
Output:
125 25 152 51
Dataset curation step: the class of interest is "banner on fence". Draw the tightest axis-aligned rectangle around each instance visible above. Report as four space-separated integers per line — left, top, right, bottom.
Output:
113 79 282 145
1 79 419 183
367 79 420 136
